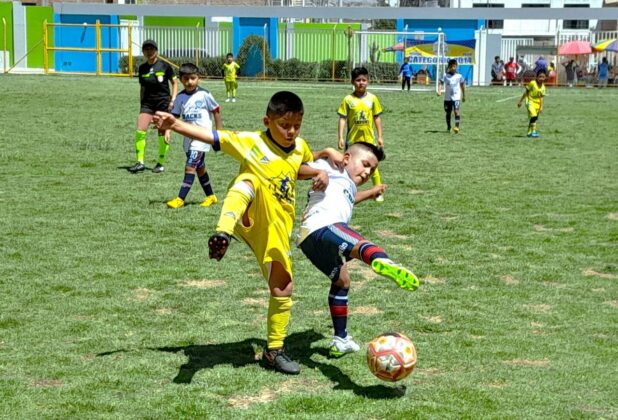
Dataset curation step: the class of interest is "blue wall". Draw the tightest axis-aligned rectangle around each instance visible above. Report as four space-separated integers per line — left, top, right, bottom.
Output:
233 17 278 77
54 14 120 73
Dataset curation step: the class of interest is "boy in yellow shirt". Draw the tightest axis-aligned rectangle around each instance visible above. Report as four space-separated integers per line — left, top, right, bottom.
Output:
518 69 547 138
154 91 339 375
223 53 240 103
337 67 385 202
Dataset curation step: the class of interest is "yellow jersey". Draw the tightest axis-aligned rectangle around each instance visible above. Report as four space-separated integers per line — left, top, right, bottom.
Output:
223 61 240 82
337 92 383 145
214 129 313 219
525 80 546 106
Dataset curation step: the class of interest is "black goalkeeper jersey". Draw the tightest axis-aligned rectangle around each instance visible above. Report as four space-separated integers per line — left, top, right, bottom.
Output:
138 59 176 102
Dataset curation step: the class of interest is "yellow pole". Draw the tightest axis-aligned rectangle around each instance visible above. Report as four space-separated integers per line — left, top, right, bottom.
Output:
2 17 7 73
43 20 49 74
195 22 200 66
331 25 336 81
128 22 133 76
96 20 101 76
263 23 267 80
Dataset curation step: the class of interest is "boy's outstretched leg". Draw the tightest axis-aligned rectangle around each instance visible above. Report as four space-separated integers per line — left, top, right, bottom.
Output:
209 179 254 260
355 241 420 291
261 262 300 375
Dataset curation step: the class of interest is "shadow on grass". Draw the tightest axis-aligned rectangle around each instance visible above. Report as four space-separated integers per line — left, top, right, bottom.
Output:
116 165 152 173
97 329 405 399
424 129 449 134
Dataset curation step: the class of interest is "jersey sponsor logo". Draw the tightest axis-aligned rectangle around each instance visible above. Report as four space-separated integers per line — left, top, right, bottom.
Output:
354 110 369 125
182 112 202 121
259 156 270 164
343 188 354 204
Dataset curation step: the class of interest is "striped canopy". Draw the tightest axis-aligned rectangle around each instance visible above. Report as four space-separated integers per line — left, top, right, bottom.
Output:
592 39 618 53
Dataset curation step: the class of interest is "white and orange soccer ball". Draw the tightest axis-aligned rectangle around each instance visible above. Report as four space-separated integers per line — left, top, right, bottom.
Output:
366 332 417 382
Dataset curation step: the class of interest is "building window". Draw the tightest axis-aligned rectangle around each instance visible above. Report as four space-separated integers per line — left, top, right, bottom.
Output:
564 4 589 30
473 3 504 30
521 3 550 7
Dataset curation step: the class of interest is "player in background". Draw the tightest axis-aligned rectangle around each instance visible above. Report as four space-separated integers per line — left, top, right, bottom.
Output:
129 40 178 174
166 63 222 209
154 91 341 375
399 56 413 91
298 142 419 357
337 67 386 202
517 68 547 138
504 57 520 87
437 58 466 134
223 53 241 103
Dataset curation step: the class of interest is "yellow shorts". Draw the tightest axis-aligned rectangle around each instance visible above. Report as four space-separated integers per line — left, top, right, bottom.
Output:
526 101 541 118
232 173 294 281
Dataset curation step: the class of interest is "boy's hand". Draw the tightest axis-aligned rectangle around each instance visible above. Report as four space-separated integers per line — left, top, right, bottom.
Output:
153 111 177 130
164 130 172 145
370 184 387 198
311 170 329 192
337 138 345 150
324 148 345 170
517 102 523 108
539 107 543 114
377 137 384 147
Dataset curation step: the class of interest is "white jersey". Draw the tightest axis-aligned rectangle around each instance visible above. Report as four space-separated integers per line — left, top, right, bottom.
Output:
440 72 465 101
297 159 357 244
171 87 220 153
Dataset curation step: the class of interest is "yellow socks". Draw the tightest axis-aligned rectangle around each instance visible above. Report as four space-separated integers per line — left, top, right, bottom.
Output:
371 167 382 186
215 181 254 235
135 130 146 163
157 135 169 165
267 296 292 350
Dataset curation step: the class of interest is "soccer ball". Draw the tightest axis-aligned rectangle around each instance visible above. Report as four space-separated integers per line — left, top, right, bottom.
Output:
366 332 417 382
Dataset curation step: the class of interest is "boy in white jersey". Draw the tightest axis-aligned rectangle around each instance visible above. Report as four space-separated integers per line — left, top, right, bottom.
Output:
167 63 223 209
297 142 420 358
437 59 466 134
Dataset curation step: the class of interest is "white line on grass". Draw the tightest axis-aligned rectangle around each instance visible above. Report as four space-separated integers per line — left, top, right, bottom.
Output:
496 95 521 103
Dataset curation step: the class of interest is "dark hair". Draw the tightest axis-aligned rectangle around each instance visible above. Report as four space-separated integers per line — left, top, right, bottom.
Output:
536 68 548 77
448 58 458 67
350 142 385 162
266 91 304 117
226 52 233 58
351 66 369 81
495 55 500 60
179 62 200 78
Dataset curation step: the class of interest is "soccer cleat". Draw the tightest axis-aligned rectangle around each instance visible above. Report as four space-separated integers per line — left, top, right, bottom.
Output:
225 98 231 103
261 348 300 375
371 258 420 291
527 132 533 137
152 163 165 173
329 335 361 358
530 131 540 138
232 98 237 103
208 232 231 261
128 162 145 173
166 197 185 209
200 195 218 207
375 194 385 202
453 126 460 134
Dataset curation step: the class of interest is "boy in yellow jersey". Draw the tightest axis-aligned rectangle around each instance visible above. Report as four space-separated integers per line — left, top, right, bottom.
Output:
154 91 340 375
518 69 547 138
223 53 240 103
337 67 385 202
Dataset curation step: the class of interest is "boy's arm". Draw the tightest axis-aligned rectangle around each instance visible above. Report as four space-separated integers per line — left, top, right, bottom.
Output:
313 147 344 170
460 81 466 102
374 115 384 147
213 110 223 130
436 81 443 96
337 117 346 150
355 184 387 204
298 164 329 192
153 111 215 144
169 78 179 111
538 96 544 113
517 89 528 107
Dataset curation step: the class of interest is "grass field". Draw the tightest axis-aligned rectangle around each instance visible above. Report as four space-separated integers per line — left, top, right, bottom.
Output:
0 74 617 418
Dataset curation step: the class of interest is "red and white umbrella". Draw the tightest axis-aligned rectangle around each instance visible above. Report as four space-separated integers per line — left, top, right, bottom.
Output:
558 40 592 55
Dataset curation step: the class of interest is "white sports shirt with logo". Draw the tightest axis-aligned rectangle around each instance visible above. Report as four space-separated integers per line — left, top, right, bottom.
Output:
297 159 357 244
171 87 220 153
440 72 465 101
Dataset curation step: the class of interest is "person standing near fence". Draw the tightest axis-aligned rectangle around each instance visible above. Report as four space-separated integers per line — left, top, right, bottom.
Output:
504 57 520 87
129 40 178 174
597 57 610 88
399 57 413 91
223 53 240 103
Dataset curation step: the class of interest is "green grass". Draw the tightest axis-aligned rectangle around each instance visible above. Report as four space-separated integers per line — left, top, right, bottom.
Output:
0 74 617 418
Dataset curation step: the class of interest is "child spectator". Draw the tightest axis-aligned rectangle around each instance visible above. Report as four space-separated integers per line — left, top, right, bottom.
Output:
399 56 413 91
223 53 240 102
504 57 520 87
437 58 466 134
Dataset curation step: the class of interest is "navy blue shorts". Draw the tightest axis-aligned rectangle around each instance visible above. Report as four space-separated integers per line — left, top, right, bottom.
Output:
186 150 205 170
444 100 461 113
299 223 365 281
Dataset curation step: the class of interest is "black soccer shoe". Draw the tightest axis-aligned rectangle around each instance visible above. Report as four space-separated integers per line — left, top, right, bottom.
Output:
208 232 231 261
261 348 300 375
152 163 165 173
128 162 145 173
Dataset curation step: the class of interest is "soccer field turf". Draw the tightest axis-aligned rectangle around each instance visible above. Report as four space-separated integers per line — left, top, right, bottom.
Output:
1 75 617 418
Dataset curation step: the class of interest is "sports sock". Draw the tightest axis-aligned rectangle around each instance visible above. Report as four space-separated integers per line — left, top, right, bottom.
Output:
157 135 169 165
267 296 292 350
178 173 195 200
371 167 382 187
232 84 237 98
530 116 538 132
199 172 214 196
328 284 349 338
135 130 146 163
446 112 452 130
455 115 461 128
215 181 254 235
358 242 389 266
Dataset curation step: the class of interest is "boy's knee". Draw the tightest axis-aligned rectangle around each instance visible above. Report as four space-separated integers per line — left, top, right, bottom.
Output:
268 262 293 297
335 268 351 288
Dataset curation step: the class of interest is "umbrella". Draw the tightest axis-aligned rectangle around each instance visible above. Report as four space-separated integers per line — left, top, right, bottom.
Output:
558 40 592 55
592 39 618 52
382 42 404 52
